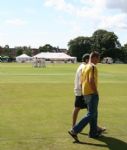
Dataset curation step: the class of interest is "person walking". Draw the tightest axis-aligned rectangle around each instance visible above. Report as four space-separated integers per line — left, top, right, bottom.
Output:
72 54 89 127
69 51 102 142
72 53 105 132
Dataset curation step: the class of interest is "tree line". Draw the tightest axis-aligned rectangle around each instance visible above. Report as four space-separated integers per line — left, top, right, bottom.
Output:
0 29 127 63
0 44 67 62
68 29 127 63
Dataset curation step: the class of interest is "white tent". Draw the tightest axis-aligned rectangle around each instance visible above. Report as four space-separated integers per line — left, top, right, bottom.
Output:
102 57 113 64
16 54 32 62
33 52 77 63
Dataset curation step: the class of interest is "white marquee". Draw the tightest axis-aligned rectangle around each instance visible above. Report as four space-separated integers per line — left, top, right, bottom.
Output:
33 52 76 62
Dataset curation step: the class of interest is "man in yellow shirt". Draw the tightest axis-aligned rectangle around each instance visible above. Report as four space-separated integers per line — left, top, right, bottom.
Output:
68 51 101 141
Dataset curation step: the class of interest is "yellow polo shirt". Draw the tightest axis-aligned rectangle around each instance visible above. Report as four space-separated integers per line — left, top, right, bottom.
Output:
81 63 98 95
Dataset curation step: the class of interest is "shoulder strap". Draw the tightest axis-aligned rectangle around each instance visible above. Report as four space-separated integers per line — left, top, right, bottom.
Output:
92 65 94 73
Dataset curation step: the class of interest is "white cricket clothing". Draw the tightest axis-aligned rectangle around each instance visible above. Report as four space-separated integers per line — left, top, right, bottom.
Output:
74 63 85 96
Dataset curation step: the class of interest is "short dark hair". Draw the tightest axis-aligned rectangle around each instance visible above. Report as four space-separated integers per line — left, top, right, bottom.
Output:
82 53 89 62
90 51 100 59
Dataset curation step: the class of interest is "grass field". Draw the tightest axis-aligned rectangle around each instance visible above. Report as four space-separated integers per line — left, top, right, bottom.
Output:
0 62 127 150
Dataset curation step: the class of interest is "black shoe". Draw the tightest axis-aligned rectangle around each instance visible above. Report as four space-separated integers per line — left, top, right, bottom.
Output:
68 131 79 142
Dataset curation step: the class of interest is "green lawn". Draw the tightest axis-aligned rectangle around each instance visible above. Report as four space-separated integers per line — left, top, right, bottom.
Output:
0 63 127 150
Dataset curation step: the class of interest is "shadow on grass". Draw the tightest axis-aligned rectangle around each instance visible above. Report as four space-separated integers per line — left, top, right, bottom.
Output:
74 134 127 150
97 136 127 150
73 140 107 148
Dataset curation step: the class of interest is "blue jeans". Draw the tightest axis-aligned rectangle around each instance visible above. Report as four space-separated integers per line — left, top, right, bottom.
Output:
73 94 99 136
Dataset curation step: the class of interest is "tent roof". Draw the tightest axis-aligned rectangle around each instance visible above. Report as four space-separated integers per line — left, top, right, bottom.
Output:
33 52 76 60
16 54 31 58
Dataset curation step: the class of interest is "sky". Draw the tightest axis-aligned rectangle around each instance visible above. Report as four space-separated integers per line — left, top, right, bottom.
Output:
0 0 127 49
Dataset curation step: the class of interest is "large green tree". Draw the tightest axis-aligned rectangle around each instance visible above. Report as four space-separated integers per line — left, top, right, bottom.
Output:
92 29 121 59
68 29 123 61
121 43 127 63
68 36 92 61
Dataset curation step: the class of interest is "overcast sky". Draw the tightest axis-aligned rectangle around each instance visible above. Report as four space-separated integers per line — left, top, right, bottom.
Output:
0 0 127 48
